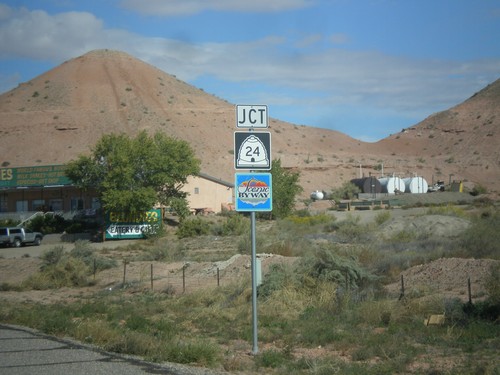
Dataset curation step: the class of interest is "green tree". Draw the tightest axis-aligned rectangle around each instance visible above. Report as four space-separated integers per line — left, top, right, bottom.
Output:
330 181 360 201
263 159 303 219
65 131 200 219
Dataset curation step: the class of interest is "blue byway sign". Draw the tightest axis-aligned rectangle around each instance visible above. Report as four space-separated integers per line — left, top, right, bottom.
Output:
235 173 272 212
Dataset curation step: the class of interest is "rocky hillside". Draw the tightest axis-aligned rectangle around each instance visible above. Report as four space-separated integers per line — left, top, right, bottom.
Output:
0 50 498 197
376 79 500 194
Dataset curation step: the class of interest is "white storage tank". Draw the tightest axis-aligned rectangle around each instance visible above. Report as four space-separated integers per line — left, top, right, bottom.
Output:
378 176 405 194
403 177 429 194
310 190 324 201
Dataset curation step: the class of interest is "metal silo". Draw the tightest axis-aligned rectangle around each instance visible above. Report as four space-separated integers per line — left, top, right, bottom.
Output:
403 176 429 194
351 177 382 194
378 176 405 194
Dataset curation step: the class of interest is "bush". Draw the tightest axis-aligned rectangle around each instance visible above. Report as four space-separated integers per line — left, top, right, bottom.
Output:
255 348 291 369
459 211 500 258
212 214 248 236
258 263 295 299
176 217 210 238
286 213 334 226
375 211 391 225
297 245 376 289
27 214 68 234
470 184 488 196
40 246 65 270
485 262 500 304
335 215 365 242
70 240 117 271
0 219 19 226
23 257 90 289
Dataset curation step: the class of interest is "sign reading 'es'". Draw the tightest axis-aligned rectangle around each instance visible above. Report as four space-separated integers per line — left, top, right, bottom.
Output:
236 105 268 128
234 132 271 170
235 173 272 212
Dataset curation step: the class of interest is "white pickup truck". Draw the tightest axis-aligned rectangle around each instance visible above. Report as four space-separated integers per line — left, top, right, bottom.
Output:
0 227 43 247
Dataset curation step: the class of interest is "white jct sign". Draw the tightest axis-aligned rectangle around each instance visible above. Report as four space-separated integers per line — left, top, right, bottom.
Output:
236 105 268 128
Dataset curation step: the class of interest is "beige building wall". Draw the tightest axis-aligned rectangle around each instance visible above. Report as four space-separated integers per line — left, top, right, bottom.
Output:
183 175 234 213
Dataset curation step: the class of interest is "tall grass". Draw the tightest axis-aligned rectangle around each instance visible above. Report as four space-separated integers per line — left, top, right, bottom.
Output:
1 205 499 373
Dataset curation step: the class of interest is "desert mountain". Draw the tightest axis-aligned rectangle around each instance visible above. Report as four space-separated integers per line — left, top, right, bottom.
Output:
0 50 499 198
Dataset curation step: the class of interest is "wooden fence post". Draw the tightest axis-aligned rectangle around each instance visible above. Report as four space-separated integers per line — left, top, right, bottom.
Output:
122 260 127 287
468 277 472 304
182 265 186 293
399 274 405 300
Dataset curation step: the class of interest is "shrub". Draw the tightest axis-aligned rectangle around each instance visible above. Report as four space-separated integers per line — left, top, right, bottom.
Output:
335 215 365 242
70 240 117 271
470 184 488 196
0 218 19 227
176 217 210 238
297 245 376 289
140 246 170 261
23 257 90 289
375 211 391 225
40 246 65 270
255 348 291 369
212 214 248 236
459 211 500 258
485 262 500 304
27 214 68 234
286 213 333 226
258 263 295 299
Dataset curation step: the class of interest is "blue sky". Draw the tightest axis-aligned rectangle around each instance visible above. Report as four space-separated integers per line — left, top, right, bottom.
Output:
0 1 499 142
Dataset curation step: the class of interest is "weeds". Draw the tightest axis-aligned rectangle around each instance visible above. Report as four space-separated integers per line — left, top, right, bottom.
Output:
1 204 499 373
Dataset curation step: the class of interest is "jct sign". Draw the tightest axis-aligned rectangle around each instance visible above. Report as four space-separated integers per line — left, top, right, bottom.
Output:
236 105 268 128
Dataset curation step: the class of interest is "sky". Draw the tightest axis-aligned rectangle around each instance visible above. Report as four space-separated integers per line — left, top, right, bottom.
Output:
0 1 499 142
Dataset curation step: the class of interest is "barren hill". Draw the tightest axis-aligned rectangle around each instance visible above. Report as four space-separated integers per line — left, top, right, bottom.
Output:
375 79 500 195
0 50 499 197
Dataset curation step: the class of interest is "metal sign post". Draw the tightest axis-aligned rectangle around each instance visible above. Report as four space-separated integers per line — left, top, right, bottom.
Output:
250 211 258 354
234 104 271 355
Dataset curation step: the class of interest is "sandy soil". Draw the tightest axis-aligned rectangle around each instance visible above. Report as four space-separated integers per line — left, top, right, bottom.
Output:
1 208 497 305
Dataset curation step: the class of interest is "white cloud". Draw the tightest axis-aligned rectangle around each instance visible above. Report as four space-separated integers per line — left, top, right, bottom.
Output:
0 4 498 125
0 6 107 60
119 0 315 16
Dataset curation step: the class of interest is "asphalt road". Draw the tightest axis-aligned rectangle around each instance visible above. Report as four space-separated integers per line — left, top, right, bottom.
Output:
0 325 220 375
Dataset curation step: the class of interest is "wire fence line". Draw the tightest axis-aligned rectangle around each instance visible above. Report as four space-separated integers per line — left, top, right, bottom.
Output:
100 261 248 294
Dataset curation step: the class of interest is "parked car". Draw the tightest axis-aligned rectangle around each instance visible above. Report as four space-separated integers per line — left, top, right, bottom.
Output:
0 227 43 247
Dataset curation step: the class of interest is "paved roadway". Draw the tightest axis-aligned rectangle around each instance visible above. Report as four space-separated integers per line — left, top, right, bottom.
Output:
0 324 221 375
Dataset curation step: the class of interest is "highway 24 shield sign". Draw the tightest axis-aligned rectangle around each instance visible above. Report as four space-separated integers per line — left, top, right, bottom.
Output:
234 131 271 170
235 173 272 212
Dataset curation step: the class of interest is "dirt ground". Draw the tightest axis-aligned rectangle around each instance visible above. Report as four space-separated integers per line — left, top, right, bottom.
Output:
0 207 497 305
0 247 299 304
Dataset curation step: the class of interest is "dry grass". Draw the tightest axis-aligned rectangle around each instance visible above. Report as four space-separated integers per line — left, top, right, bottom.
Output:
1 207 499 373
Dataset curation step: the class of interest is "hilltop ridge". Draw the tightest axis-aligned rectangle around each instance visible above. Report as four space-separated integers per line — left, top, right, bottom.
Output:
0 50 499 196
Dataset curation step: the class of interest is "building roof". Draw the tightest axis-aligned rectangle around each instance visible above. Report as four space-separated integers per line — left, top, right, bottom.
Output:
196 172 234 188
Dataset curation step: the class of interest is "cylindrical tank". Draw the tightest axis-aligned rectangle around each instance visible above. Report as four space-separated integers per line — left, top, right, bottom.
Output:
403 177 429 194
310 190 324 200
350 177 382 194
378 176 405 194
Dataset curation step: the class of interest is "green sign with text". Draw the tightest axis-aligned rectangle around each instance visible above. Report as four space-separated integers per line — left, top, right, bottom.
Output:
105 209 162 240
0 165 72 188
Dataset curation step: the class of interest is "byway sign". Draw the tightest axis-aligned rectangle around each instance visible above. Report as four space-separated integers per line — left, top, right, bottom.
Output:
235 173 272 211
